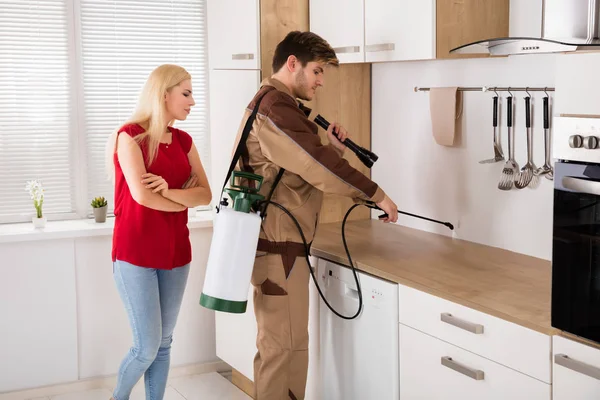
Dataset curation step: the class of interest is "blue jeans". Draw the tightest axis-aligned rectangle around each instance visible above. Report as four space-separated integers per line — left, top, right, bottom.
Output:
112 260 190 400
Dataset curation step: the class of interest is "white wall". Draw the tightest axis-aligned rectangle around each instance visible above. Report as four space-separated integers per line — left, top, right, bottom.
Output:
0 226 218 393
371 54 558 260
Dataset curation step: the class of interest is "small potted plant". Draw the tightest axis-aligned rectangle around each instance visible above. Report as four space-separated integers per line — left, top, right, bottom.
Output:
25 180 45 228
91 196 108 223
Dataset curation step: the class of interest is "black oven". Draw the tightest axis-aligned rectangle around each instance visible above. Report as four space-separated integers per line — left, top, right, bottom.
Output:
552 160 600 343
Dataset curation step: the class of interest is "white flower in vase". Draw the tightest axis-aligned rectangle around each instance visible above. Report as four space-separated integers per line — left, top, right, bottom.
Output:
25 180 45 227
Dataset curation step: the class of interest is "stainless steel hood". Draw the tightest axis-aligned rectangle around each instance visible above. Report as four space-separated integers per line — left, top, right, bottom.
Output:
450 0 600 56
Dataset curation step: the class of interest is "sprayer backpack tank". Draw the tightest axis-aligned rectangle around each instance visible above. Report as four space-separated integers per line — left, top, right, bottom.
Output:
200 172 265 313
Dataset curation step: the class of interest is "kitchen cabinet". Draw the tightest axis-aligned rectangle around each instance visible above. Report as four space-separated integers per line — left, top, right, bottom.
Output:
553 335 600 400
207 0 260 70
398 284 551 383
0 240 78 392
208 69 260 206
365 0 435 62
399 324 551 399
309 0 509 63
309 0 365 64
215 285 258 381
75 236 131 379
310 0 433 63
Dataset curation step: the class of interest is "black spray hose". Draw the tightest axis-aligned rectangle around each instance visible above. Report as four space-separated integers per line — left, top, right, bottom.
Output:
260 200 454 320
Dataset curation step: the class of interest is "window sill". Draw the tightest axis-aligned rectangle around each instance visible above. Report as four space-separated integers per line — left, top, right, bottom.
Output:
0 212 214 244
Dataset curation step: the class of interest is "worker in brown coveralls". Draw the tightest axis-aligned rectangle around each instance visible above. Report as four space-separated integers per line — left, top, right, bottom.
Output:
231 31 399 399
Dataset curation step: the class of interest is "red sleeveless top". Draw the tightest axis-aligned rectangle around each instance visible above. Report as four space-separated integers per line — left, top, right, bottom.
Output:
111 123 193 270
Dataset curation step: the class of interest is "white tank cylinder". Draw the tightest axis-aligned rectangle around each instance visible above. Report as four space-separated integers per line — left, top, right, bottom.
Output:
200 207 261 313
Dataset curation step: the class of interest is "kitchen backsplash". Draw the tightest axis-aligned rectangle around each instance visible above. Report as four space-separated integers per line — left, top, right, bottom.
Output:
371 54 559 260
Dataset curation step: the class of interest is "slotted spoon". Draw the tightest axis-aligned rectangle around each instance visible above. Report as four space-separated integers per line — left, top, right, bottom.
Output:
515 96 536 189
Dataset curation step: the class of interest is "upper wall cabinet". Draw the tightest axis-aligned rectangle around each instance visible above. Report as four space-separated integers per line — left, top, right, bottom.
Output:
310 0 509 63
207 0 260 70
309 0 365 64
366 0 435 62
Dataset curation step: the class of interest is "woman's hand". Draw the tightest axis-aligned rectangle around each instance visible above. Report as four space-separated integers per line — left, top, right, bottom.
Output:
141 173 168 195
182 173 200 189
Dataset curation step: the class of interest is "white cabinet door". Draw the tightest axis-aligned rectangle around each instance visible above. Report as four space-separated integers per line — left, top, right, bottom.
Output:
509 0 543 38
215 285 258 380
0 240 78 392
365 0 435 62
399 324 551 400
398 284 552 383
208 69 260 206
553 335 600 400
207 0 260 70
75 236 131 379
309 0 365 64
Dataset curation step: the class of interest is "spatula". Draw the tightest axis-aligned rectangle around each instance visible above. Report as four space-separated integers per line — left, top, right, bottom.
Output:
479 96 504 164
515 96 535 189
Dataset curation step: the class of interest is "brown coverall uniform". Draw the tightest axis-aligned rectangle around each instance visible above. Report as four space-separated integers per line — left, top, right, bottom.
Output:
233 78 386 400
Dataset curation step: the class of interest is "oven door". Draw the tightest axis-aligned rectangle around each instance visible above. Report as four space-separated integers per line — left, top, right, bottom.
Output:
552 161 600 343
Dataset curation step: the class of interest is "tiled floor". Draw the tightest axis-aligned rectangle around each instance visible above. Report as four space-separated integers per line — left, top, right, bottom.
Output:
25 372 251 400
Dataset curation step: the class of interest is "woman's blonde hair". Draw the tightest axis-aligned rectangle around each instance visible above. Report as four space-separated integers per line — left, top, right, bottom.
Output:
105 64 191 178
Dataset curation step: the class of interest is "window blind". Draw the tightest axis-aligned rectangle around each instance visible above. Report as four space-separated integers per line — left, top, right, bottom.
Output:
79 0 211 214
0 0 74 222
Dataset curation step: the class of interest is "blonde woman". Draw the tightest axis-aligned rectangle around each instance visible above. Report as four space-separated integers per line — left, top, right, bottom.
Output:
106 64 211 400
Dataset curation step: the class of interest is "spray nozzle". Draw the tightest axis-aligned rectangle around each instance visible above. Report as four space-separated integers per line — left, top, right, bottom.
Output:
224 171 265 213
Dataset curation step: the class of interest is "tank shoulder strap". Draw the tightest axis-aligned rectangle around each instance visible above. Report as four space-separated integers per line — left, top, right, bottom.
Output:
217 87 274 212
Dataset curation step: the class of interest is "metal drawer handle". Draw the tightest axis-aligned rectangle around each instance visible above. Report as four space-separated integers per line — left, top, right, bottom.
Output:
441 313 484 334
232 53 254 60
333 46 360 54
441 356 485 381
555 354 600 381
365 43 395 52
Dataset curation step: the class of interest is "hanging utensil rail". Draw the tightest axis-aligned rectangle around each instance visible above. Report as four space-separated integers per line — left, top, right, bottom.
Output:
414 86 555 93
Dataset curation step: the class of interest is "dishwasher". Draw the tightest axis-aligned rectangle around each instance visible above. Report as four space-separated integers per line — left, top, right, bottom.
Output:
317 257 399 399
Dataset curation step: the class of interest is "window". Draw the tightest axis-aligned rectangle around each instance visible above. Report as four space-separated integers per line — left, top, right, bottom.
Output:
79 0 211 216
0 0 74 223
0 0 211 223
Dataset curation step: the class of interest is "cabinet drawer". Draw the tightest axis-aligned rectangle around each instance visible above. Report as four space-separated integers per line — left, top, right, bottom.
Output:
553 335 600 399
398 284 551 383
400 324 551 400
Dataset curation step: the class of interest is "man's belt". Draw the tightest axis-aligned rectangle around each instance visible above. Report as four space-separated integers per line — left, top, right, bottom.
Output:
257 238 307 258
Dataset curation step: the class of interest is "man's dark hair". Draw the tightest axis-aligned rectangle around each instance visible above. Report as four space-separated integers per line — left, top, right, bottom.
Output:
272 31 339 73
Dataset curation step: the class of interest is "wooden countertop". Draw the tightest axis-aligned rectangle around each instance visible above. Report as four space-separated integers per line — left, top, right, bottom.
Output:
311 219 556 335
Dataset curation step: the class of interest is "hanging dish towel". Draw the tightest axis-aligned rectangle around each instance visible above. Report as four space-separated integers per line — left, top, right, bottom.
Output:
429 87 463 146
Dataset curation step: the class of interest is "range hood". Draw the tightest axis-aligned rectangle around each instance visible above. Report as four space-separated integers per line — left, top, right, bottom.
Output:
450 0 600 56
